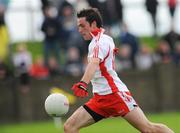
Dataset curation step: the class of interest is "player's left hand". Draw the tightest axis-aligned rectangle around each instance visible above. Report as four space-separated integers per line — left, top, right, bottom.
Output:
71 81 88 98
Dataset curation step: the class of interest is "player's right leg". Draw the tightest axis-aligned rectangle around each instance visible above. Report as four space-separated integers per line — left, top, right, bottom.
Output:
123 107 174 133
64 106 96 133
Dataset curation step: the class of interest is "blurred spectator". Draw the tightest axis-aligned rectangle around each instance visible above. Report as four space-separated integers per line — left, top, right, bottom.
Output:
30 56 49 79
135 44 155 71
87 0 123 35
145 0 158 36
115 45 132 72
58 1 87 60
48 56 61 77
0 3 9 61
87 0 123 26
163 25 180 52
106 0 123 27
173 42 180 66
41 5 61 68
12 43 32 94
41 0 65 10
168 0 177 22
106 0 123 37
40 0 65 12
87 0 109 27
155 40 173 64
58 1 75 44
41 0 50 13
64 47 83 77
120 23 140 68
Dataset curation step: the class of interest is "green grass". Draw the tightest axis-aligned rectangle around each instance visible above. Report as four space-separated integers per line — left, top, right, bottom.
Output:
0 112 179 133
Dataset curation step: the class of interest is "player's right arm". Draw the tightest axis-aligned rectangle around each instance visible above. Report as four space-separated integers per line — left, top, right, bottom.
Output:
71 57 100 98
81 57 100 84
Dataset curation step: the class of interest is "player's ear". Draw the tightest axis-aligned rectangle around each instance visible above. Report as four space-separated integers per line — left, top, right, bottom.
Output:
91 21 97 28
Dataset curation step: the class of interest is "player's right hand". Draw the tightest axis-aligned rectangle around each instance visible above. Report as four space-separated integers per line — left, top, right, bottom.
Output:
71 81 88 98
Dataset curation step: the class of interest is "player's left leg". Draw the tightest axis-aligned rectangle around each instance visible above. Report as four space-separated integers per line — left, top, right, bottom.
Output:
123 107 174 133
64 106 95 133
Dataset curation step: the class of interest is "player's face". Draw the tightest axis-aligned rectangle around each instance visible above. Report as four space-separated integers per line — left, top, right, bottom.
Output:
77 17 93 40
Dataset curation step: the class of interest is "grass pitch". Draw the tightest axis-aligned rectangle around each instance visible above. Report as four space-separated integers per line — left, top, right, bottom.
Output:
0 112 179 133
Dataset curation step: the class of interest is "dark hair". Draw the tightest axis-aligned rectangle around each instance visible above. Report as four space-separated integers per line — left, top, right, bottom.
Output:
77 8 103 28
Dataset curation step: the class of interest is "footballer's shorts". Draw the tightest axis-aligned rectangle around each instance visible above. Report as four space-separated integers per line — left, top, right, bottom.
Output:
83 91 138 122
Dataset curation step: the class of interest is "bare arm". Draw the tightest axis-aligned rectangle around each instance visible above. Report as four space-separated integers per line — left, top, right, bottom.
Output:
81 57 100 84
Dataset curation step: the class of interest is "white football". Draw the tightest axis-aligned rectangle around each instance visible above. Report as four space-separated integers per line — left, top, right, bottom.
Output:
45 93 69 117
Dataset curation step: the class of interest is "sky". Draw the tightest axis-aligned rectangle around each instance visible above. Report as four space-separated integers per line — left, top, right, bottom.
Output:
5 0 180 42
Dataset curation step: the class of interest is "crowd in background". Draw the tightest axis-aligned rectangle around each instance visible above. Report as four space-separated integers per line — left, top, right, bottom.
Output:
39 0 180 73
0 0 180 94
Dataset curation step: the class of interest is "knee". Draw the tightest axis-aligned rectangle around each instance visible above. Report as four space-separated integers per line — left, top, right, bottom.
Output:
64 120 72 133
64 121 69 133
153 124 174 133
138 121 158 133
140 123 173 133
64 120 78 133
140 122 154 133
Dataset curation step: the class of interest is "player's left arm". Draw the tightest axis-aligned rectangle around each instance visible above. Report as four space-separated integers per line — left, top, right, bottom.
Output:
81 57 100 84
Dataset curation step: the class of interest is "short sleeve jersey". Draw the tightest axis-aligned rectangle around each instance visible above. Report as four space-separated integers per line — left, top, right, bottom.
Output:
88 28 129 95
